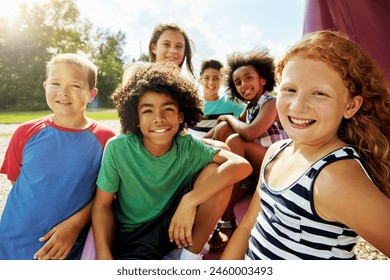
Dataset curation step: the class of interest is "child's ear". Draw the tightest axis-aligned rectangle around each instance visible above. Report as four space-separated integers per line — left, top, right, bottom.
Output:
88 88 98 103
179 112 184 123
344 95 363 119
151 43 157 55
43 82 46 89
260 77 266 86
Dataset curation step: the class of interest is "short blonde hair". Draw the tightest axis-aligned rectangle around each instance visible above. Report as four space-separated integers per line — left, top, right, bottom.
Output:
46 53 98 89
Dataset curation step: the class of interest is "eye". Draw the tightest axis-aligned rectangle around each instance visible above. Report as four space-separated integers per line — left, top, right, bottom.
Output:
313 91 326 96
141 109 153 114
280 86 296 94
72 84 81 89
234 80 242 87
164 106 175 112
245 76 253 82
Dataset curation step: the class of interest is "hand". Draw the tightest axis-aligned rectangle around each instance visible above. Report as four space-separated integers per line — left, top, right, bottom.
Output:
217 115 228 123
34 219 79 260
168 196 197 248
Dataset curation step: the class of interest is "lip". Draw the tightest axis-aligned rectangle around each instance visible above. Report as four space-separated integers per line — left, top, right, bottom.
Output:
288 116 315 126
241 88 252 96
166 57 177 62
56 100 71 105
150 127 171 134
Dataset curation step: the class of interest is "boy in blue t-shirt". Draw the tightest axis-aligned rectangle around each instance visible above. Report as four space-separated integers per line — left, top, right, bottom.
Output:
92 62 252 260
0 53 116 259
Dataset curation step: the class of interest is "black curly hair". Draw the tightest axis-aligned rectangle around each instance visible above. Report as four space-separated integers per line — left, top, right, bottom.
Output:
225 48 275 102
111 62 204 136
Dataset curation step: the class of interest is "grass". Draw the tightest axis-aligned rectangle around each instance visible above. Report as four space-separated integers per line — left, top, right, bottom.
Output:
0 109 119 123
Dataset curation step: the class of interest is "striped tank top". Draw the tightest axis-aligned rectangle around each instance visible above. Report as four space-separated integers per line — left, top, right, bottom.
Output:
246 140 370 260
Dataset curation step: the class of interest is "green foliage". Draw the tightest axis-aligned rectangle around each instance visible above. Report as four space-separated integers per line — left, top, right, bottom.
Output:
93 28 126 108
0 0 126 111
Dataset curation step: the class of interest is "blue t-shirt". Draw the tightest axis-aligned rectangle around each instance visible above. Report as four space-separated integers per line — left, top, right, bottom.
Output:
0 116 115 259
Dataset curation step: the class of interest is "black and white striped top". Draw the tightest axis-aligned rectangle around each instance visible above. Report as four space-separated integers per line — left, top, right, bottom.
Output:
246 140 370 260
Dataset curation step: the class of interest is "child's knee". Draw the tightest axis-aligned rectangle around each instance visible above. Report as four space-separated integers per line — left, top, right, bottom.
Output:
226 133 243 149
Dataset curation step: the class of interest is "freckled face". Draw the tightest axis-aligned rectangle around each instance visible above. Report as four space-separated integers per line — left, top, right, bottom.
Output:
138 91 183 155
277 57 355 146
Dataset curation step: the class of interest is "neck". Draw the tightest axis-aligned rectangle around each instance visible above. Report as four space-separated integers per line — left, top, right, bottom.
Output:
203 92 219 101
51 114 90 130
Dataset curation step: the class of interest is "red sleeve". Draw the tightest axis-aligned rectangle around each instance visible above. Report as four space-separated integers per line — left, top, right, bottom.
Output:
89 122 116 149
0 118 48 181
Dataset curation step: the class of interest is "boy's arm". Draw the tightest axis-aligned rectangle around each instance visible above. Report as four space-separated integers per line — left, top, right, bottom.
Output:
169 149 252 248
34 200 93 260
92 188 116 260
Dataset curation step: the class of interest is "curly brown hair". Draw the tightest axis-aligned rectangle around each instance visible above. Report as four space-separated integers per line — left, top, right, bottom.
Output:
225 48 275 102
111 62 204 136
276 30 390 198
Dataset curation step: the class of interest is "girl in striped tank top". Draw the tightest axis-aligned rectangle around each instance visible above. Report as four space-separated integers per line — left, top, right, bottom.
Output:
221 30 390 260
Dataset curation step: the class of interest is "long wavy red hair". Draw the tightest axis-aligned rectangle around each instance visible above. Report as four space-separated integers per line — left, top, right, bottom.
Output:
276 30 390 198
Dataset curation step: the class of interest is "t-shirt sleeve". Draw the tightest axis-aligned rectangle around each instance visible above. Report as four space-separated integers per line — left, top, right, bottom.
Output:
0 122 38 181
187 136 220 170
96 139 120 193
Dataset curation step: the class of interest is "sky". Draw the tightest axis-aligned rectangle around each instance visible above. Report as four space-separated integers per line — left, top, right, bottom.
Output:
0 0 307 71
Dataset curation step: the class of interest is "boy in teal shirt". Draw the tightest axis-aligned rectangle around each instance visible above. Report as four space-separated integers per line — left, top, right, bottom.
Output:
92 62 252 260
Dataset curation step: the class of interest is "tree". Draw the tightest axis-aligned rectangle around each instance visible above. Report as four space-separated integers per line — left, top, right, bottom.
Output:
0 0 126 111
92 28 127 108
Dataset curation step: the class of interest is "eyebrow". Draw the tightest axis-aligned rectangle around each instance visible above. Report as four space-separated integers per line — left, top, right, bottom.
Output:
139 101 178 109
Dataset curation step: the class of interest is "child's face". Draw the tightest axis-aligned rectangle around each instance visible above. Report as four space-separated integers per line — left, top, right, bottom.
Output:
201 68 222 97
232 65 266 102
151 29 185 66
137 91 184 156
277 57 361 145
44 63 97 118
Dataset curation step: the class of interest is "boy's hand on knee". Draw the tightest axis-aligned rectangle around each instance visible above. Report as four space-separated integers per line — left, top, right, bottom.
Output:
168 198 196 248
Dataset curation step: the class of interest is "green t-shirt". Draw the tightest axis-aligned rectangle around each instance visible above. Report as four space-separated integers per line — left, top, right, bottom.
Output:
97 133 219 232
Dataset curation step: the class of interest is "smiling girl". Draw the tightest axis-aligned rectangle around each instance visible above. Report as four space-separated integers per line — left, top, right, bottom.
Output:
221 30 390 260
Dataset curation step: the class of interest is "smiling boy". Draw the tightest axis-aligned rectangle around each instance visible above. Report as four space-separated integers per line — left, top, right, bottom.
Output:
92 62 252 260
0 53 116 259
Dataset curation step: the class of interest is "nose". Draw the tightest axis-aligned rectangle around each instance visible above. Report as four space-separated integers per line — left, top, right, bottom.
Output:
289 93 308 112
169 47 176 54
58 85 70 96
153 110 166 123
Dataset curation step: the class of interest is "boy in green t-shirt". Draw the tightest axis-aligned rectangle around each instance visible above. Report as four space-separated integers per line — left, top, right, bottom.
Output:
92 62 252 260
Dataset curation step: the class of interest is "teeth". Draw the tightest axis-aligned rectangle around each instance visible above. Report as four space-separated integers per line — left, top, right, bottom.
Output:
153 129 167 133
290 117 314 126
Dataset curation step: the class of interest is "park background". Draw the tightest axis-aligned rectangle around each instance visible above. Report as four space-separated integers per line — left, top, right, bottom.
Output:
0 0 389 260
